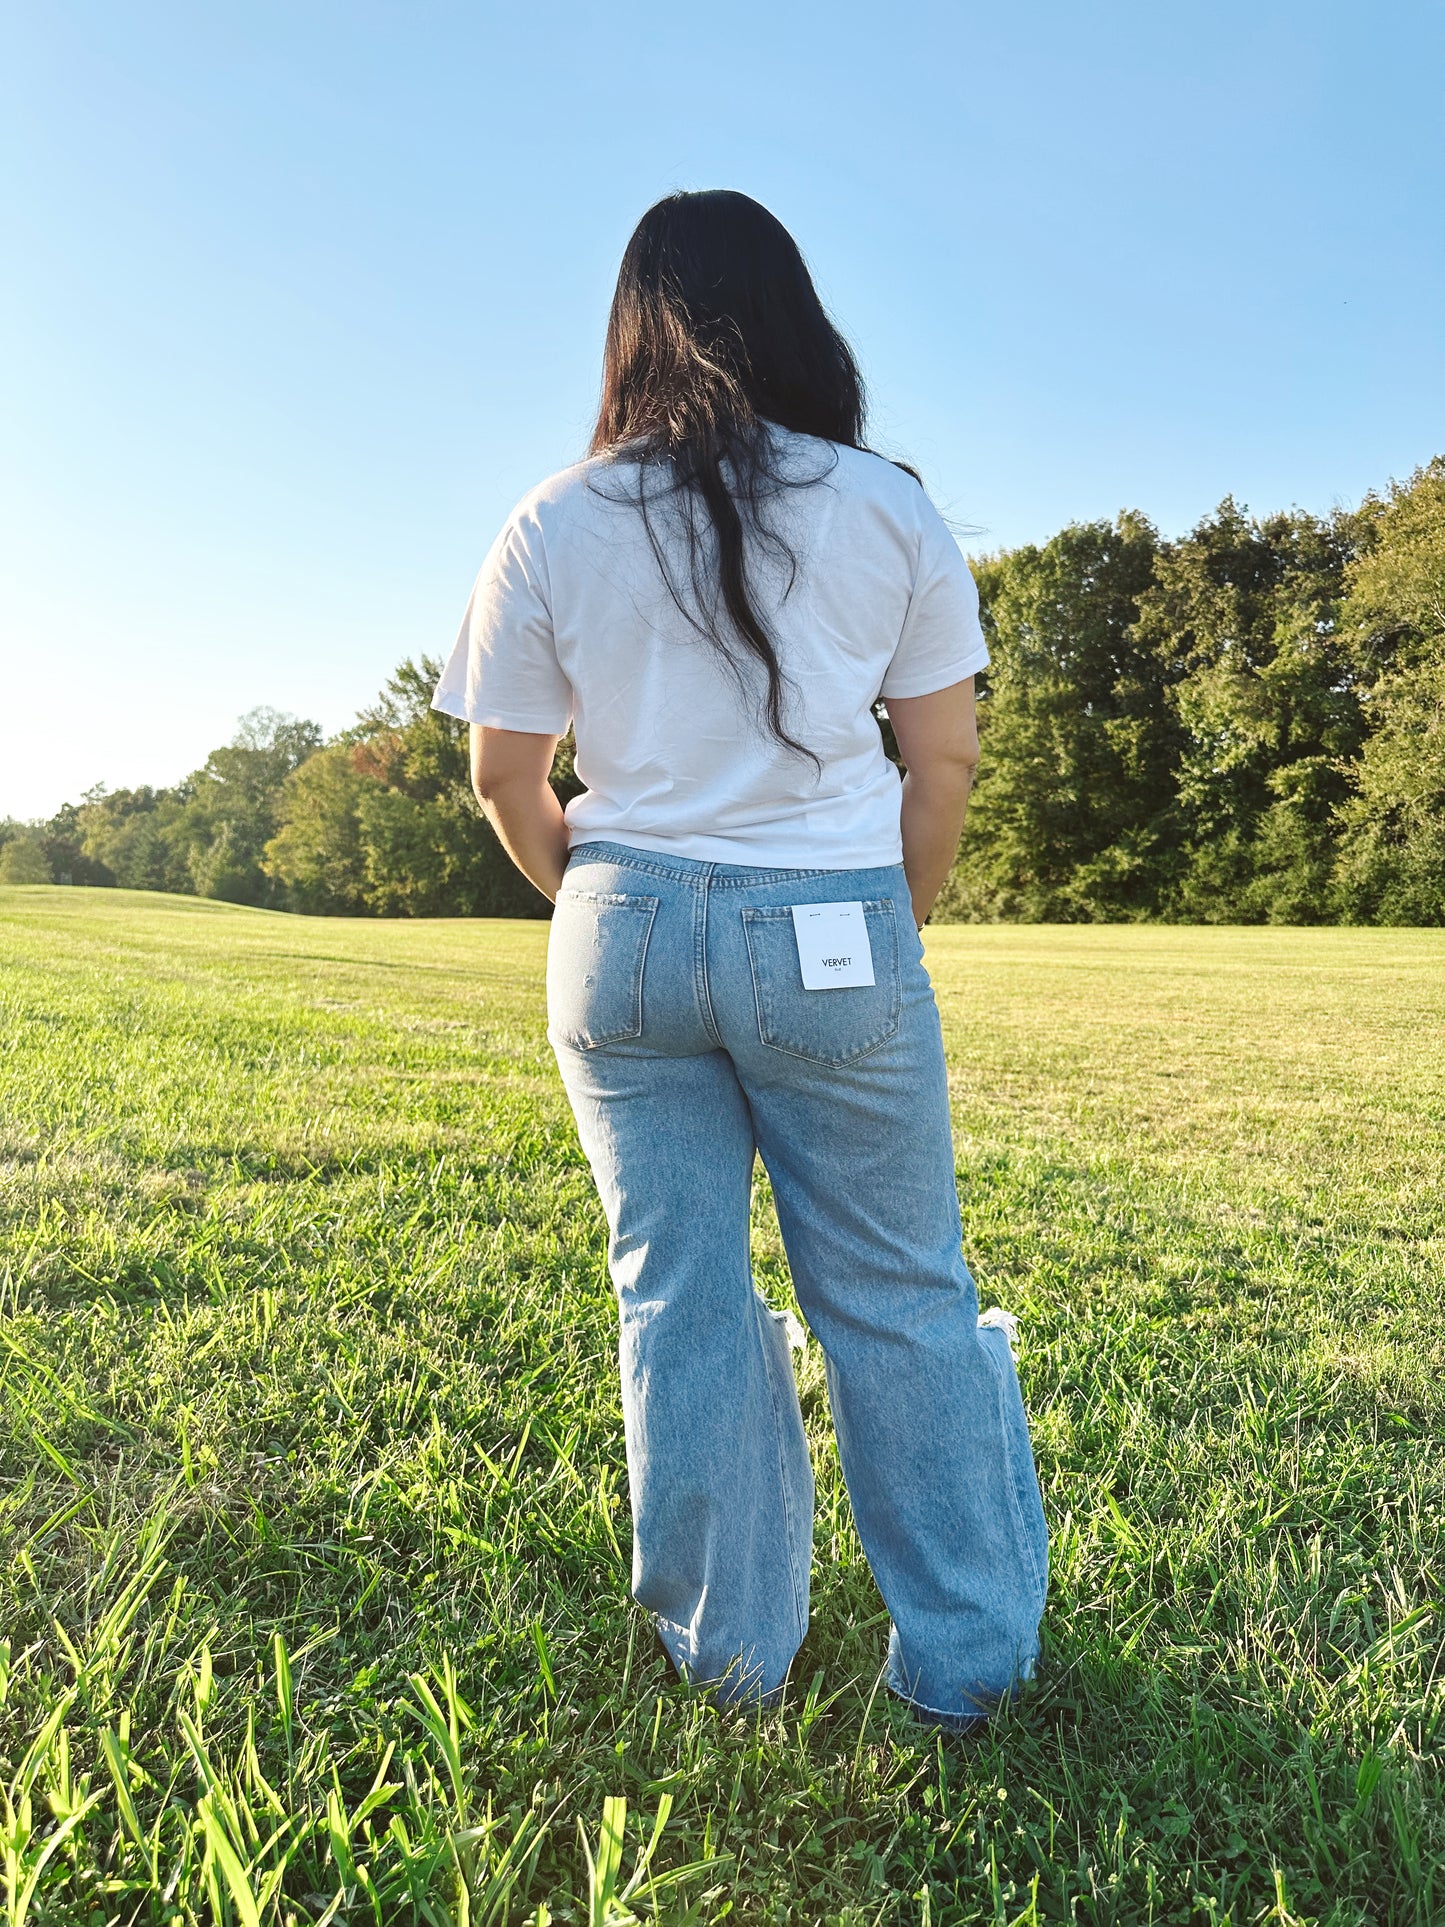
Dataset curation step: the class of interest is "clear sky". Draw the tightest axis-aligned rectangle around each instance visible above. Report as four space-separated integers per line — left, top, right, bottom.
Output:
2 0 1441 820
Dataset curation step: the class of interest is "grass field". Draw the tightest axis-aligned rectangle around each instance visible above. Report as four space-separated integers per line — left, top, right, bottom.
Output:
1 887 1441 1926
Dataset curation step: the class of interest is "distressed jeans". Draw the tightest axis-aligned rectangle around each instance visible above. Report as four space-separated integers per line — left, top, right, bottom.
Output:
547 839 1048 1727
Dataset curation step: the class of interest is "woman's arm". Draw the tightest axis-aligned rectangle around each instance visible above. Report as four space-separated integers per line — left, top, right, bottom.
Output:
469 724 571 903
884 677 980 929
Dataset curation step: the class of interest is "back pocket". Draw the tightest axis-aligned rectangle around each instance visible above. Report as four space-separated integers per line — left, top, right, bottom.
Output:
742 899 902 1067
547 890 659 1050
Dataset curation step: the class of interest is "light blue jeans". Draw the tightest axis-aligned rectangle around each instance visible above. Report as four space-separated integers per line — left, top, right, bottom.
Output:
547 840 1048 1727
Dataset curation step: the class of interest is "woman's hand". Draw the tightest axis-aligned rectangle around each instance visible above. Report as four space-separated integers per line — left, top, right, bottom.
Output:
884 678 980 928
470 724 572 902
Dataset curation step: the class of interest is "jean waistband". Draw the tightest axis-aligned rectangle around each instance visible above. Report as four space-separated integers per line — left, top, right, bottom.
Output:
565 838 907 891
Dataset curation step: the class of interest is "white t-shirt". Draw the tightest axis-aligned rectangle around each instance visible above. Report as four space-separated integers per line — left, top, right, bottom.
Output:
431 427 988 869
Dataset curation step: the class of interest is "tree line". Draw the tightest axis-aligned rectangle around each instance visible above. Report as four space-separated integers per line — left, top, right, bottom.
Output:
937 455 1444 923
0 663 567 917
3 457 1441 924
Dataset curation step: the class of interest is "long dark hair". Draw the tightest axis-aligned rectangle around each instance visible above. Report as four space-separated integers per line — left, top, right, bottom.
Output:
590 190 898 761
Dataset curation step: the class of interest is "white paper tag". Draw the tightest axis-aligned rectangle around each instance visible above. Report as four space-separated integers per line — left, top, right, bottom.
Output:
790 901 875 990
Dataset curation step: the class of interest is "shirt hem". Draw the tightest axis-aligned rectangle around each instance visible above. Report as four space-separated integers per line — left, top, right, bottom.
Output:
568 828 906 870
878 649 989 701
430 693 572 734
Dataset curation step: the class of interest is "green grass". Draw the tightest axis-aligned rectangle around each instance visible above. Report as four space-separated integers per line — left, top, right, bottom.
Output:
1 886 1441 1926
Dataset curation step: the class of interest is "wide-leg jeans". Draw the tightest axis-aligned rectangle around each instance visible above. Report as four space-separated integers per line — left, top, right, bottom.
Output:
546 839 1048 1726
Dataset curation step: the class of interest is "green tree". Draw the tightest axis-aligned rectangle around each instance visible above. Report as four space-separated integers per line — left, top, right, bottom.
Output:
0 837 52 883
265 658 584 917
36 799 122 888
1331 459 1445 924
68 786 189 892
937 512 1168 920
354 661 520 916
171 708 322 904
1131 499 1365 922
262 742 372 914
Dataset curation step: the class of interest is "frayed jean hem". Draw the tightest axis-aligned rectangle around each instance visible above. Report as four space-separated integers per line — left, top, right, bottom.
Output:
886 1673 1021 1735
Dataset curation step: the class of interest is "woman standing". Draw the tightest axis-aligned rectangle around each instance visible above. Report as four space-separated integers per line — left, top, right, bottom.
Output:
432 190 1047 1731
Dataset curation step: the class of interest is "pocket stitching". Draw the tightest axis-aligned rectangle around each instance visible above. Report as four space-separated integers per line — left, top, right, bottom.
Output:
742 900 902 1067
740 897 893 923
549 893 659 1049
557 890 651 908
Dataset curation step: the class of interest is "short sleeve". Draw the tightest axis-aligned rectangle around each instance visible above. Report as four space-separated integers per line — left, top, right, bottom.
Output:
431 508 574 733
877 502 989 700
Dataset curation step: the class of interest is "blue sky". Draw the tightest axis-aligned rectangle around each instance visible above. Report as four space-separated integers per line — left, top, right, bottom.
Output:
2 0 1441 819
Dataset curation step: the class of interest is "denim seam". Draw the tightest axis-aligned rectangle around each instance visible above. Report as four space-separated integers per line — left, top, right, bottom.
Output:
568 841 875 888
694 875 724 1048
751 1030 899 1069
555 890 651 907
740 898 894 921
629 897 661 1047
754 1296 810 1645
882 1677 996 1727
885 1645 1032 1718
984 1341 1049 1611
704 869 857 890
741 914 773 1064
